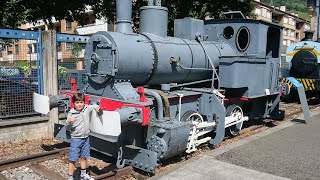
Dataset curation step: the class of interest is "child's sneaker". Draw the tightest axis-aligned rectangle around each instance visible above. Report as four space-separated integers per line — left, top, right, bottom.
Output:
80 173 94 180
67 174 74 180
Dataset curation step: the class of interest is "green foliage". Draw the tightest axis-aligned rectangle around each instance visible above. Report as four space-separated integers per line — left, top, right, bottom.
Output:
90 0 255 35
0 60 36 67
1 0 255 31
19 0 94 26
14 60 36 67
71 43 83 59
0 60 66 74
58 66 67 73
261 0 310 20
0 0 28 28
71 29 83 59
161 0 255 34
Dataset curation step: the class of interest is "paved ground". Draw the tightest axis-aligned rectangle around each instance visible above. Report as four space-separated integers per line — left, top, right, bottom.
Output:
215 115 320 180
150 113 320 180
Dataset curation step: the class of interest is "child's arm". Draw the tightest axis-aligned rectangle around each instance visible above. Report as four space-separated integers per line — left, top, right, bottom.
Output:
88 104 102 116
94 106 100 112
65 114 75 130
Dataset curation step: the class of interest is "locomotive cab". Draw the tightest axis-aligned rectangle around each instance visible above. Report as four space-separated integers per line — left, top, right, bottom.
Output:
205 19 282 119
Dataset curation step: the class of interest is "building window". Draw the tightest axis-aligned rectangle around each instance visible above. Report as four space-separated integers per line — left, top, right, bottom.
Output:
81 43 86 49
255 8 261 15
287 40 291 46
0 51 2 57
267 11 271 19
283 17 288 24
66 21 72 30
283 40 287 45
33 43 37 53
288 18 295 26
56 26 61 33
283 28 287 36
15 44 19 54
57 42 61 51
305 25 311 30
262 8 267 17
288 18 292 25
291 31 295 37
7 50 13 55
66 42 73 49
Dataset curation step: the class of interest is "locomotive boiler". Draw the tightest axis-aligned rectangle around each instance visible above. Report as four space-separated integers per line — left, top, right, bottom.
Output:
34 0 283 172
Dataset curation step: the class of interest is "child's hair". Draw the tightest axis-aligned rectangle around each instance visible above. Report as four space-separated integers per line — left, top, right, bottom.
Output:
72 92 85 103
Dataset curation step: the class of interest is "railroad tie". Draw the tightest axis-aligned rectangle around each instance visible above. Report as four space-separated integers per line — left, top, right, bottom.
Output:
29 164 65 180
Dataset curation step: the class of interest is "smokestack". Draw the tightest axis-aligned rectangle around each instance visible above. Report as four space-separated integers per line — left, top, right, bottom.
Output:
116 0 133 33
302 30 314 41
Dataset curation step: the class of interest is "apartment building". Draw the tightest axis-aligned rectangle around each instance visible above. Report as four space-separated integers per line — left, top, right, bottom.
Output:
0 6 114 65
254 0 311 49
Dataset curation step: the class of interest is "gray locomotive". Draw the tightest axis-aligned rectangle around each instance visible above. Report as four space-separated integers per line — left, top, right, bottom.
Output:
36 0 283 172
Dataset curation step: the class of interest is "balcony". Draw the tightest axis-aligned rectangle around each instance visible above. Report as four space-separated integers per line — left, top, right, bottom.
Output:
76 23 108 35
26 18 59 29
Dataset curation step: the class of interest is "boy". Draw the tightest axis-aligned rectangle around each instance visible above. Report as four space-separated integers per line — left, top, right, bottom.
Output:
66 92 100 180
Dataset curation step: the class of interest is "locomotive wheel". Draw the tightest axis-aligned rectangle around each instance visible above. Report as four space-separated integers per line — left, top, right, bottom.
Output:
226 105 243 136
181 111 205 153
181 111 204 128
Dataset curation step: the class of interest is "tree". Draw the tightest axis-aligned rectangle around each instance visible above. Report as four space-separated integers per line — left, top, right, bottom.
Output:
0 1 26 49
90 0 255 34
160 0 255 34
0 0 28 28
20 0 93 26
1 0 255 31
261 0 310 20
71 30 83 60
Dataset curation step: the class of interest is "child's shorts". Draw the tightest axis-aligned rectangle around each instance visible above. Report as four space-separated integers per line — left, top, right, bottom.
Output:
68 137 90 161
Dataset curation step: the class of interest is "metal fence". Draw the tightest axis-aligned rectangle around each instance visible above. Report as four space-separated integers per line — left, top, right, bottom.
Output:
0 28 41 120
0 29 92 121
56 33 90 91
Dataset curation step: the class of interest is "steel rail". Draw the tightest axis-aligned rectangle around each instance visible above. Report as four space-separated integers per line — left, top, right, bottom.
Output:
0 148 68 171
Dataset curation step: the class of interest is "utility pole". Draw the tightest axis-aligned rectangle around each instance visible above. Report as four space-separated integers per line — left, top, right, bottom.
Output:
317 0 319 41
307 0 319 41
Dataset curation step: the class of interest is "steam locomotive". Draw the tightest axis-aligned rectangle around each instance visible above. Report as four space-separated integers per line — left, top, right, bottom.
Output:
281 31 320 98
34 0 283 172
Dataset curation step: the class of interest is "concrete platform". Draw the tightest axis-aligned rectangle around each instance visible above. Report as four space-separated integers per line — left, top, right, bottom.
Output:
150 113 320 180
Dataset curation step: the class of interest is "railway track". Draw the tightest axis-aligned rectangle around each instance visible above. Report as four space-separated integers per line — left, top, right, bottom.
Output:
0 148 68 172
1 102 318 179
0 148 133 180
0 148 67 180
